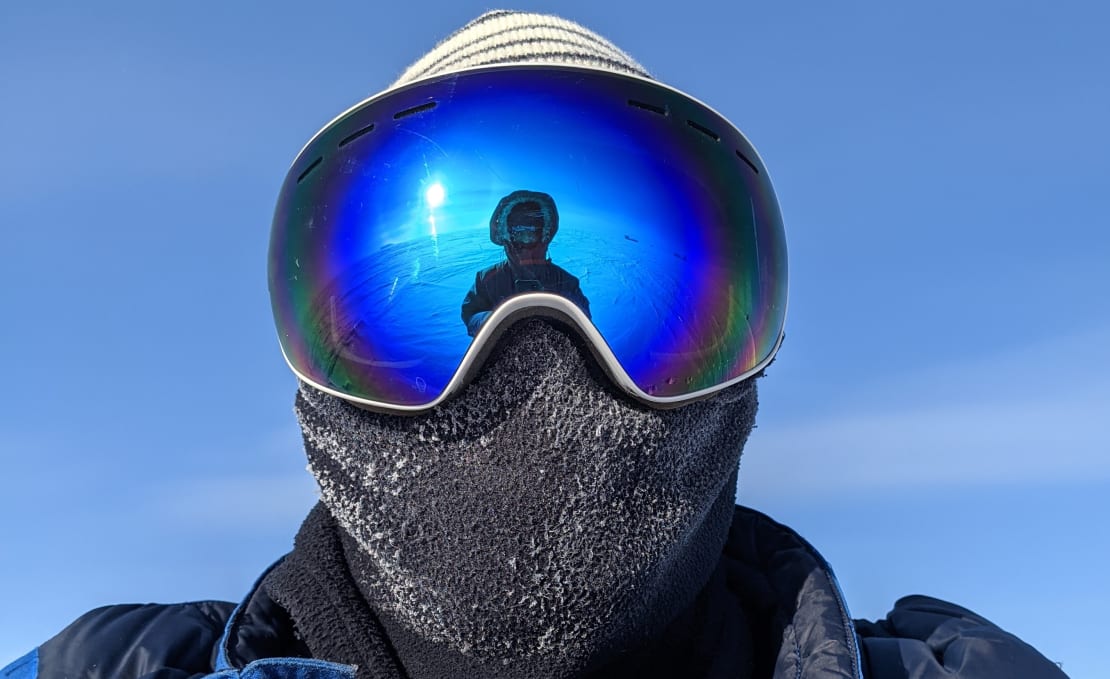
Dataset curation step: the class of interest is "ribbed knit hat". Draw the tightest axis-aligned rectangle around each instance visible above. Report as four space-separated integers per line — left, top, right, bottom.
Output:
390 10 650 88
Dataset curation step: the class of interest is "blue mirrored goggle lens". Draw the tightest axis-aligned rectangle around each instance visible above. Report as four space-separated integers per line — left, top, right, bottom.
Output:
269 66 787 408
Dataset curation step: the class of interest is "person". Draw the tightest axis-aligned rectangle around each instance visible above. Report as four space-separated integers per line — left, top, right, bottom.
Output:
2 11 1068 679
461 190 591 337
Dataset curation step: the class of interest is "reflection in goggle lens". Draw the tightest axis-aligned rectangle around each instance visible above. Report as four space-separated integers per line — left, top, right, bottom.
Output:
269 66 787 410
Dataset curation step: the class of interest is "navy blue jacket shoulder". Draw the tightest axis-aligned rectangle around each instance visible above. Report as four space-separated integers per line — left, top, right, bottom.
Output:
2 506 1067 679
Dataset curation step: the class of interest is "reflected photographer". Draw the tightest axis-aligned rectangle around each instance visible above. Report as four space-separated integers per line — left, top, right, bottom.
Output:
461 190 591 336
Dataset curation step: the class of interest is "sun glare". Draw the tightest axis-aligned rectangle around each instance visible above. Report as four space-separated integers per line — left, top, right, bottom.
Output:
425 182 446 209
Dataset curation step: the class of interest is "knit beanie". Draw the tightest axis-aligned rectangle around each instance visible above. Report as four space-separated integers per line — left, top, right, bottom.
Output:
389 10 650 88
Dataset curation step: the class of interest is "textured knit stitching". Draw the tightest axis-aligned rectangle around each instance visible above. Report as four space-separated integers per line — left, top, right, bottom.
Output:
395 11 638 79
425 22 635 68
415 30 635 80
428 37 644 79
431 50 649 78
400 23 643 81
391 11 648 87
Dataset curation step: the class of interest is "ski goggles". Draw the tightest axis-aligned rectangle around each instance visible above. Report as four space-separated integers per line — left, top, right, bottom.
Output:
269 65 787 413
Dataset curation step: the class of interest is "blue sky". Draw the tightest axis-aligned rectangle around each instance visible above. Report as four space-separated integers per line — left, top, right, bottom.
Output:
1 1 1107 677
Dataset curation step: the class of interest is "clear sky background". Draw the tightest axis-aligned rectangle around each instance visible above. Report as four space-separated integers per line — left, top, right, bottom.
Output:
1 1 1106 677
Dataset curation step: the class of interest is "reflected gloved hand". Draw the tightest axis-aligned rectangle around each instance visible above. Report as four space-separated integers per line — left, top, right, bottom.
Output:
466 311 490 337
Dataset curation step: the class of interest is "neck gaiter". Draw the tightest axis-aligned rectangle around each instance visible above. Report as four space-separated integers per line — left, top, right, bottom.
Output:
296 319 758 677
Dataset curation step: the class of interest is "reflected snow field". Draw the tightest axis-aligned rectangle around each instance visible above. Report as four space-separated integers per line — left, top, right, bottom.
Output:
309 219 690 398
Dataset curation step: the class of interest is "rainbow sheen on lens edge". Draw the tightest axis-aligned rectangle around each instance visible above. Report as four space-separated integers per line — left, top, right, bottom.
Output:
269 66 786 407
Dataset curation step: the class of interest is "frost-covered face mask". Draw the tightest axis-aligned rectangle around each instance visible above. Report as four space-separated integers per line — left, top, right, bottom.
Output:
297 319 758 673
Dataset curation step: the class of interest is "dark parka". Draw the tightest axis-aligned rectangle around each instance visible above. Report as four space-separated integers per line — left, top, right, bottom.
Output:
2 506 1067 679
